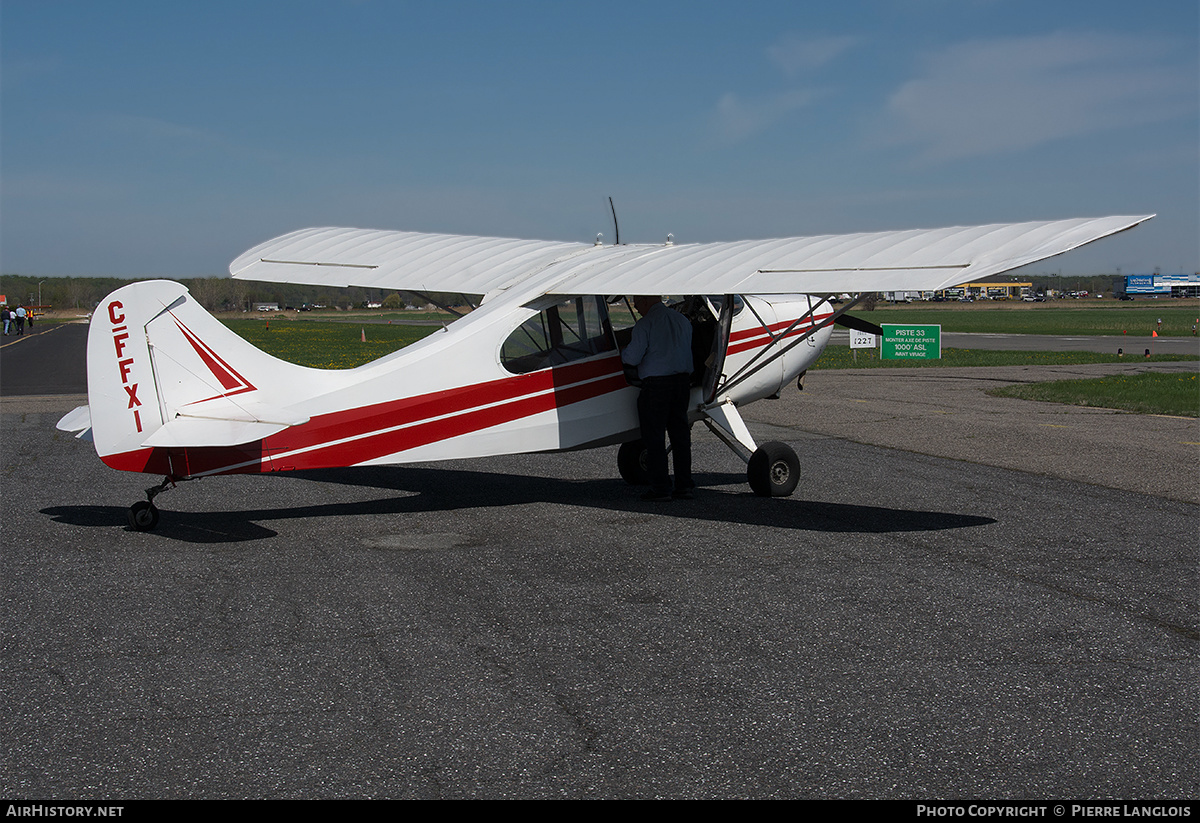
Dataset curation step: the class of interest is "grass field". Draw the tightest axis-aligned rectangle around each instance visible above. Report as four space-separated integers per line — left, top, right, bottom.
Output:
988 372 1199 418
221 318 440 369
866 301 1200 336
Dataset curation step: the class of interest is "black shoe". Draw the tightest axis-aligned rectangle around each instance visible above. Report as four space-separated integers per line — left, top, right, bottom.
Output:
672 488 695 500
640 490 673 502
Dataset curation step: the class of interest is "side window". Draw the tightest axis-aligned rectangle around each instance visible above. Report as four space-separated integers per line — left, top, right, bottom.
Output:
501 297 616 374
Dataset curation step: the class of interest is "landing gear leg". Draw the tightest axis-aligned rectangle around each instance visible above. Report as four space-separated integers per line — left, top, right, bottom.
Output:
701 402 801 497
127 475 174 531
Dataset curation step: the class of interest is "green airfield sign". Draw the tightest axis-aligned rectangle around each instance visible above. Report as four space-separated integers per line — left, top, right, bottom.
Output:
881 324 942 360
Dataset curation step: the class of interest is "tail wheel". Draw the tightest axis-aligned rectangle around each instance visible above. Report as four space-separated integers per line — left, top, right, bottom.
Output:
127 501 160 531
747 442 800 497
617 440 650 486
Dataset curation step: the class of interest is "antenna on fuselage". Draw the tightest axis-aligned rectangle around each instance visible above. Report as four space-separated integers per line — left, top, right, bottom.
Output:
608 197 620 245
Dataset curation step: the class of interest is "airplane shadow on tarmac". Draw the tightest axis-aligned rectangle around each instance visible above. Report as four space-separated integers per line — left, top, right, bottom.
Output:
43 464 996 544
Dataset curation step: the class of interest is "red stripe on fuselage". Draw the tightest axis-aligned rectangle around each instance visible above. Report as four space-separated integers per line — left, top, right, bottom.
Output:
102 355 630 477
727 312 831 355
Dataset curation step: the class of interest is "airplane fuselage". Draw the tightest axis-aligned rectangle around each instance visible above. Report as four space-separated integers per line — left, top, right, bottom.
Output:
88 282 831 480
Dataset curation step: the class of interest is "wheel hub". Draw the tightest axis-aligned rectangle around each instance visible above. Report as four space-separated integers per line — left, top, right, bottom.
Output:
770 461 790 485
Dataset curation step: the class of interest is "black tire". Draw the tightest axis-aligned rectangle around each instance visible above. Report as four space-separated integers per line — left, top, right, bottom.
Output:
747 442 800 497
617 440 650 486
127 501 159 531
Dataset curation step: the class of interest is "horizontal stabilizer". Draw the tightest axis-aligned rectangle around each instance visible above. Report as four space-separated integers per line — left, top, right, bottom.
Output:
174 397 310 427
141 416 292 448
141 397 311 448
56 405 94 441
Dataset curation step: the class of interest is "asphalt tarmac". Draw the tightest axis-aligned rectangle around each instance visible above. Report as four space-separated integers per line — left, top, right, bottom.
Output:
1 324 1196 799
0 322 89 395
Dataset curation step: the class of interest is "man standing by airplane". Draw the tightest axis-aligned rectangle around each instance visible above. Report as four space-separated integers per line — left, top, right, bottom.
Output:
622 295 695 502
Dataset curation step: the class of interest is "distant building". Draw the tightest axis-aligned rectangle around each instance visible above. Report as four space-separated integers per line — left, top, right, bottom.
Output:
899 278 1033 302
958 278 1034 300
1119 273 1200 298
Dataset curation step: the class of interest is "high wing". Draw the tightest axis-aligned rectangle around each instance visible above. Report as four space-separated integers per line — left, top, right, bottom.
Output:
230 216 1153 298
230 228 587 297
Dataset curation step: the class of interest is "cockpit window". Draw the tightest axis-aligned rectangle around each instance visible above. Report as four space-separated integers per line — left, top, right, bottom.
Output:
501 296 615 374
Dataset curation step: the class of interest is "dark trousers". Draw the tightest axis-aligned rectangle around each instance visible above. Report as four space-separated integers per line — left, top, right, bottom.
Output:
637 373 693 494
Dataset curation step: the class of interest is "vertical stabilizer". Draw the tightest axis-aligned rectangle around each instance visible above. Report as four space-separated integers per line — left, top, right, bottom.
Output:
85 280 312 473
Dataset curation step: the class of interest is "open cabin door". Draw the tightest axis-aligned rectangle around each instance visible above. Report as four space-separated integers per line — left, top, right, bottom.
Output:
606 294 737 402
701 294 736 405
608 295 732 397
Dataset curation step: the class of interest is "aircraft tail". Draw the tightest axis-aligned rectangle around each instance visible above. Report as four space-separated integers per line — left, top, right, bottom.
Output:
69 280 311 472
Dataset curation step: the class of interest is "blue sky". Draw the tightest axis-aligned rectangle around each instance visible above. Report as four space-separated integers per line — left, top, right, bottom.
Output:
2 0 1196 278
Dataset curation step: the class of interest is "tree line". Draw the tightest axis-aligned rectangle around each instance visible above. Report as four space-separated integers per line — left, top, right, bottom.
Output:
0 274 449 313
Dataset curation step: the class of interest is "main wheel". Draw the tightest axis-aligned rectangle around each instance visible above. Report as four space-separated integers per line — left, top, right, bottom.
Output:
127 500 160 531
747 442 800 497
617 440 650 486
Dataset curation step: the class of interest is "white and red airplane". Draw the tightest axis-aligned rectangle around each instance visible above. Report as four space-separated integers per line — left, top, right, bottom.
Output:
57 214 1152 529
